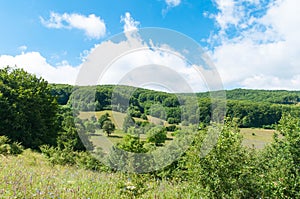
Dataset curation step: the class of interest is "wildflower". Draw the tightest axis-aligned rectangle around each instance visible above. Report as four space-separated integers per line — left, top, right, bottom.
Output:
126 185 136 191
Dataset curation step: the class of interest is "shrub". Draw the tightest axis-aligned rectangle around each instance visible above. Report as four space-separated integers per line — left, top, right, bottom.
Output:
146 126 167 146
0 136 23 155
40 145 106 171
166 125 177 132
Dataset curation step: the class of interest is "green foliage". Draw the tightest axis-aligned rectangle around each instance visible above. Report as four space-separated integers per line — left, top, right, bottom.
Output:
147 103 166 119
83 120 96 133
56 106 93 151
0 67 59 149
3 67 300 198
98 112 109 128
200 88 300 104
3 112 300 198
0 136 23 155
166 125 178 132
227 100 283 128
40 145 105 171
49 84 73 105
106 134 150 173
128 105 142 117
255 114 300 198
102 119 115 136
141 113 148 120
146 126 167 146
68 86 98 111
122 113 135 133
51 84 300 128
117 134 147 153
183 120 262 198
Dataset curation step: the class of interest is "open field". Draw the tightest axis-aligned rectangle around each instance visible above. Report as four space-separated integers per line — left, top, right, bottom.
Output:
0 150 188 198
79 111 165 129
90 128 276 152
89 129 174 153
0 128 280 198
80 111 278 149
240 128 276 149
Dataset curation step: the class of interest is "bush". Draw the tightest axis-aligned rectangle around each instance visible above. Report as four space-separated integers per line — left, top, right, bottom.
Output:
167 117 180 124
184 121 262 198
0 136 23 155
146 126 167 146
166 125 177 132
40 145 106 171
141 114 148 120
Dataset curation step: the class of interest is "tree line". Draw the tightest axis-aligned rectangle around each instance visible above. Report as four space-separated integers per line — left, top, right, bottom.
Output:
50 83 300 128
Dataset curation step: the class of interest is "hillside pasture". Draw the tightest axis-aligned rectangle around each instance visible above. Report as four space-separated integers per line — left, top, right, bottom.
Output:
0 150 187 198
240 128 276 149
80 111 278 150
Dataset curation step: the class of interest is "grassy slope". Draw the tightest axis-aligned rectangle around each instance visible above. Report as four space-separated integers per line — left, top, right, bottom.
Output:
80 111 170 150
80 111 277 149
79 110 165 129
240 128 276 149
0 111 278 198
0 150 188 198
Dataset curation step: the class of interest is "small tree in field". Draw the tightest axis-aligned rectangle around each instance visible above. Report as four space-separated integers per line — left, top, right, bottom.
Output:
102 119 115 136
98 113 109 128
146 126 167 146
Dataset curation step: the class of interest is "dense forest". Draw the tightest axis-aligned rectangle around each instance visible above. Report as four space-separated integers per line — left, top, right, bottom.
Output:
50 83 300 128
1 67 300 198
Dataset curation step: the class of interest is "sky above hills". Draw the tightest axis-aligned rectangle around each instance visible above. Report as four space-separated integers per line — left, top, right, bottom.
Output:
0 0 299 91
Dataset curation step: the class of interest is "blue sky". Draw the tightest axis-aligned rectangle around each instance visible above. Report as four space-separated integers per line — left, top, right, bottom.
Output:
0 0 300 91
0 0 216 66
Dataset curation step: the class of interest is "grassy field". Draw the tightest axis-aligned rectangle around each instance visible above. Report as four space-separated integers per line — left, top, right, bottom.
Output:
0 128 279 198
79 110 165 129
80 111 277 150
240 128 276 149
0 113 281 198
0 150 189 198
80 110 172 151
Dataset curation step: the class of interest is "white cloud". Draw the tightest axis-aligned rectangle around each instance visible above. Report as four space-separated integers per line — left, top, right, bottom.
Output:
18 45 27 53
76 28 221 93
208 0 300 90
99 48 206 91
120 12 140 32
0 29 221 93
165 0 181 7
0 52 79 84
40 12 106 39
162 0 181 16
242 74 300 90
213 0 242 31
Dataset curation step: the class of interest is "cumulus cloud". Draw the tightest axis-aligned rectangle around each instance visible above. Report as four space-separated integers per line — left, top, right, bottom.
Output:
98 48 205 92
162 0 181 16
76 27 221 93
18 45 27 53
40 12 106 39
165 0 181 7
120 12 140 32
0 29 221 93
208 0 300 90
0 52 79 84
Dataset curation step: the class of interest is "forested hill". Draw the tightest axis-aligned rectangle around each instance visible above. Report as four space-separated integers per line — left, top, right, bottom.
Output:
50 84 300 106
49 84 300 129
196 88 300 104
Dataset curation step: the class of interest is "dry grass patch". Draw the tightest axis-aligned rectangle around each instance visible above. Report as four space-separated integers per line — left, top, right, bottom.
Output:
240 128 276 149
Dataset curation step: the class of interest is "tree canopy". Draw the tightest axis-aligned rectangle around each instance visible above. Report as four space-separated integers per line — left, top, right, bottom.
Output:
0 67 59 149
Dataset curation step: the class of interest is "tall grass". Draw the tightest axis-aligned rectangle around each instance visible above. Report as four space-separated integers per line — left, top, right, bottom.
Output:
0 150 191 198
